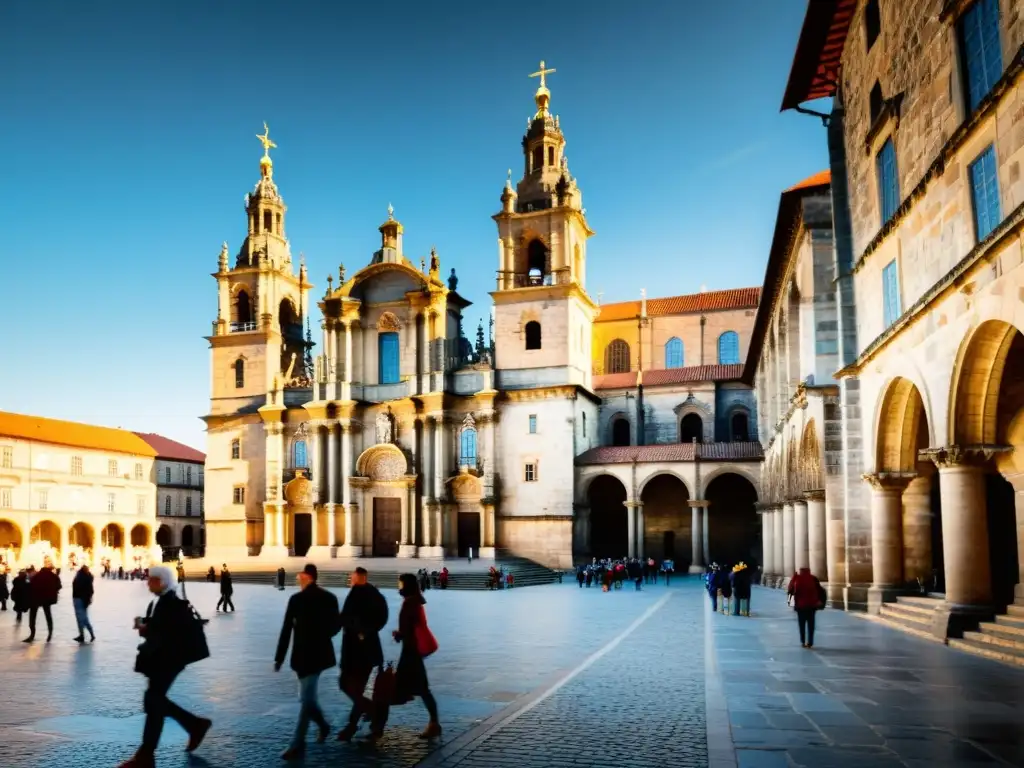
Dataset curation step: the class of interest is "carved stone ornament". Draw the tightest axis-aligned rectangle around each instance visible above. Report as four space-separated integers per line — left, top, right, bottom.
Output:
284 469 314 508
377 311 401 332
450 471 482 501
356 444 408 482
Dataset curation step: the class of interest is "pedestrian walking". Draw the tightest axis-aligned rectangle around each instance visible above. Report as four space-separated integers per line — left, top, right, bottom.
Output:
118 566 211 768
788 566 826 648
277 567 286 590
72 563 96 643
0 566 8 610
730 562 752 617
392 573 441 740
24 560 61 643
336 567 388 742
274 564 340 760
11 568 28 621
216 565 235 612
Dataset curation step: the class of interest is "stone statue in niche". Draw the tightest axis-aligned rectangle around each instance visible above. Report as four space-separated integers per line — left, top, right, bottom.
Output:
375 409 394 445
448 268 458 291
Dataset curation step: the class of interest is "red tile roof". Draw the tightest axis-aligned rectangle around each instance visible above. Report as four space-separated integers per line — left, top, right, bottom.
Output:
781 0 857 110
576 442 763 466
0 412 158 457
596 287 760 323
786 169 831 192
593 364 745 390
135 433 206 463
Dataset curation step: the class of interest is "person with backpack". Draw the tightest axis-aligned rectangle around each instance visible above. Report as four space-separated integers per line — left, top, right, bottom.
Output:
275 564 340 760
392 573 441 740
336 566 388 743
787 566 826 648
117 566 211 768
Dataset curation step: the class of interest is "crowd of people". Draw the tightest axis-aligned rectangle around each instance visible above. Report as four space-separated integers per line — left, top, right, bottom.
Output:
574 557 675 591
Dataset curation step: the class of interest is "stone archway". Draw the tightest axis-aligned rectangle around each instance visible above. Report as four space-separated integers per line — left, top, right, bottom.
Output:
640 474 690 565
705 473 759 569
355 444 415 557
589 475 628 559
0 519 22 563
67 522 95 565
156 525 173 548
450 472 483 557
101 523 124 549
130 524 151 547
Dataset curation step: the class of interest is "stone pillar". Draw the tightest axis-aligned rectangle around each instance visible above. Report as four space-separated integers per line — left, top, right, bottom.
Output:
398 481 418 558
901 475 933 586
337 424 361 557
688 501 705 573
276 507 285 550
625 501 637 559
772 506 783 583
636 503 645 559
759 506 774 580
326 424 338 506
310 422 322 506
482 412 496 498
805 491 827 581
793 499 809 571
864 473 914 612
343 320 353 382
702 504 710 565
326 321 337 383
782 502 795 577
418 311 429 393
1006 472 1024 602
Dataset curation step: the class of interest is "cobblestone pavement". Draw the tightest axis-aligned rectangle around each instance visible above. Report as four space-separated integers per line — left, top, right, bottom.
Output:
709 585 1024 767
0 575 703 767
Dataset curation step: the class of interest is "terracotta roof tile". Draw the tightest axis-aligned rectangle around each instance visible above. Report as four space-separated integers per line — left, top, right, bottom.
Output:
596 287 760 322
785 169 831 192
135 433 206 463
593 364 745 390
576 441 763 466
0 411 158 457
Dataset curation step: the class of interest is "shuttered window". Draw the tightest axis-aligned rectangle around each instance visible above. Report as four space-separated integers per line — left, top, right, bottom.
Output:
378 332 400 384
882 259 901 328
876 138 899 225
959 0 1002 112
969 144 1001 240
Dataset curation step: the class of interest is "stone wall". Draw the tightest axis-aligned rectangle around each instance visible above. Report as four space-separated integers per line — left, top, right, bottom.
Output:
497 515 573 568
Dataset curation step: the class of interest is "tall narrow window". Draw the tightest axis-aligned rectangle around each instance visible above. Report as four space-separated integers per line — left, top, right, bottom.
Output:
231 439 241 460
0 489 11 508
547 146 555 165
527 240 548 285
108 459 118 477
38 490 48 510
528 415 537 434
532 146 543 172
882 259 901 327
876 137 899 225
869 81 884 124
959 0 1002 112
605 339 631 374
236 291 252 324
135 463 143 480
234 358 245 388
524 463 537 482
378 331 400 384
186 497 193 516
612 417 630 447
731 412 749 442
969 144 1001 240
1 446 11 468
665 337 683 368
680 414 703 443
71 456 83 476
294 440 308 468
233 487 245 504
138 496 146 515
525 321 542 350
582 412 587 438
107 493 116 513
717 331 740 364
165 466 171 482
864 0 880 50
165 496 171 515
460 428 477 465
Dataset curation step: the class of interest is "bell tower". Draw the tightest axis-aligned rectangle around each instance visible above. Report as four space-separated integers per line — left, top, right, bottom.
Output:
492 62 597 385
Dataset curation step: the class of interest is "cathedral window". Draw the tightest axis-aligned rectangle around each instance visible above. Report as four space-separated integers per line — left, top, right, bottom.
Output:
680 414 703 443
665 337 684 369
378 331 400 384
527 240 548 285
605 339 631 374
524 463 537 482
263 210 272 233
235 358 245 388
717 331 740 364
460 428 477 465
731 411 749 442
547 146 555 166
164 496 171 515
529 415 537 434
532 146 543 173
231 439 241 460
611 417 630 447
233 487 245 504
294 440 308 469
525 321 542 350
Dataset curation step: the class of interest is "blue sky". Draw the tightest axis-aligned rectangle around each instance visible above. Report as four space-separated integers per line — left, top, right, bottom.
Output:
1 1 827 450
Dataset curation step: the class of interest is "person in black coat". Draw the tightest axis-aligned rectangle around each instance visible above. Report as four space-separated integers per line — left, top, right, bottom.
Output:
275 564 340 760
729 563 752 617
11 569 28 621
216 565 234 612
0 567 8 610
393 573 441 740
336 566 388 742
24 561 61 643
72 564 96 643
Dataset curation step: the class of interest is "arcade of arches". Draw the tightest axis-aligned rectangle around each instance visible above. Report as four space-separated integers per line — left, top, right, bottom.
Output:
0 518 158 570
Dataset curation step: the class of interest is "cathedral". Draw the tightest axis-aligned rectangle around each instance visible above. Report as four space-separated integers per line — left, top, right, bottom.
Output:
203 65 764 569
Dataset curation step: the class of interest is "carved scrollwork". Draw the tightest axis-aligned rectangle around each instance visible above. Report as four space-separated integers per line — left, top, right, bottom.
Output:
377 311 401 332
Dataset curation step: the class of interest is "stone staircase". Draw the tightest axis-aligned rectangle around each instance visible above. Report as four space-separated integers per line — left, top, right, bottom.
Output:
874 595 946 641
950 603 1024 667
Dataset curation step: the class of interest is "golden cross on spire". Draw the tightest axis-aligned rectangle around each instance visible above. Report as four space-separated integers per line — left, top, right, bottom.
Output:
529 60 556 89
257 122 277 157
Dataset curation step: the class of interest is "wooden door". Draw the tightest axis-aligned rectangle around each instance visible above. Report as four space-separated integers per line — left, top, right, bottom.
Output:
372 498 401 557
293 513 312 557
458 511 481 557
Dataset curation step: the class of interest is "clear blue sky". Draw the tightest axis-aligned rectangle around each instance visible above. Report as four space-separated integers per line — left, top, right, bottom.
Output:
2 1 827 451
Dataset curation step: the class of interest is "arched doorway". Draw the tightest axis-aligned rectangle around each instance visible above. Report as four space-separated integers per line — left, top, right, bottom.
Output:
705 473 759 568
68 522 94 550
0 519 23 562
589 475 628 559
156 525 173 548
101 523 124 549
611 416 630 447
680 414 703 443
640 474 690 565
130 524 150 547
30 521 60 547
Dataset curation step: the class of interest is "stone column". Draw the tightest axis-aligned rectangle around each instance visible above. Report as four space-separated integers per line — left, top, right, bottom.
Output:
482 412 496 498
636 503 645 559
326 424 338 507
782 502 795 577
625 501 637 559
326 321 337 383
864 473 914 612
702 504 710 566
337 424 360 556
805 491 827 581
901 475 933 586
423 417 434 546
276 506 285 550
1005 472 1024 602
793 499 809 571
759 506 774 580
688 501 705 572
772 506 783 583
343 320 353 382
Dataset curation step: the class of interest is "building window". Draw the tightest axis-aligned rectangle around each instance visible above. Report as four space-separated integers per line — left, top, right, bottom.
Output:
665 337 683 368
876 137 899 225
959 0 1002 112
680 414 704 443
612 417 630 447
165 496 171 515
134 463 143 480
107 493 116 513
38 490 48 510
605 339 631 374
528 415 537 434
460 428 477 465
0 488 10 508
969 144 1001 240
164 466 171 483
108 459 118 477
865 0 880 50
882 259 901 327
378 331 400 384
186 497 193 517
731 412 750 442
718 331 740 364
524 463 537 482
137 496 146 515
234 358 245 388
186 466 192 485
1 446 10 469
231 440 241 460
582 412 587 438
233 487 245 504
869 81 884 125
547 146 555 166
71 456 83 476
200 493 204 514
525 321 542 350
294 440 308 468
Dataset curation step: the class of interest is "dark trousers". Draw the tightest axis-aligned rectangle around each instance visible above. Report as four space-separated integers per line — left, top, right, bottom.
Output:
341 665 376 730
796 608 816 646
28 604 53 639
216 594 235 611
142 670 202 752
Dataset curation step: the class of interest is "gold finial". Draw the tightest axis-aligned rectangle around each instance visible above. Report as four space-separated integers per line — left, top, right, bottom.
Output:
529 60 556 118
529 60 556 89
257 122 277 157
387 202 394 220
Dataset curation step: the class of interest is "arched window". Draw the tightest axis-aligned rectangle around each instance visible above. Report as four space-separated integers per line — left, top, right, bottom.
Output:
547 146 555 165
527 240 548 285
236 290 252 324
718 331 740 364
294 440 308 468
234 358 245 388
532 146 543 172
378 331 400 384
263 210 272 233
460 428 477 465
731 412 749 442
525 321 542 350
612 417 630 447
680 414 703 443
605 339 631 374
665 337 684 368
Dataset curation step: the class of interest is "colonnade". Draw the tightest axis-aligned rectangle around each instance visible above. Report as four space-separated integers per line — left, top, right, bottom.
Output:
760 491 826 583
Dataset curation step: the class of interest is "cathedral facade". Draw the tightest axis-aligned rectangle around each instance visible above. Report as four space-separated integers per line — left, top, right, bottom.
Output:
203 72 763 568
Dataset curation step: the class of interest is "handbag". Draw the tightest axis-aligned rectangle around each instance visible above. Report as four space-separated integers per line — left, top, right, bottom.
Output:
414 606 439 658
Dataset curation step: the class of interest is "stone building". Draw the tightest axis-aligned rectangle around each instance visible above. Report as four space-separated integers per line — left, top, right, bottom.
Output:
136 433 206 558
782 0 1024 643
0 411 159 569
202 68 764 568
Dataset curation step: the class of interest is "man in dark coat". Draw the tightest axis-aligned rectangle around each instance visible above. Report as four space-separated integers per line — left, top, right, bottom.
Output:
24 560 61 643
0 566 9 610
72 563 96 643
11 569 28 621
336 566 388 742
275 564 340 760
216 565 234 612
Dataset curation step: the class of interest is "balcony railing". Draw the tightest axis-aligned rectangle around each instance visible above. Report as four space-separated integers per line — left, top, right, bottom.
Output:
497 269 572 289
230 321 258 332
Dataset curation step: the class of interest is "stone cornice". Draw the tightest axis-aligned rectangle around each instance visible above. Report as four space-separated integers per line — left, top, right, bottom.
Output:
501 385 580 403
862 471 916 490
803 489 826 502
920 444 1011 468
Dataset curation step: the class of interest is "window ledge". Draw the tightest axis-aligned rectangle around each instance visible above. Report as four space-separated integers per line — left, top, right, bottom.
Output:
864 93 904 156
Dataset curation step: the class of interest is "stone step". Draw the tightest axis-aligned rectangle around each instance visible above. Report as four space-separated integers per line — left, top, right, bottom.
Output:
896 595 945 610
994 614 1024 631
865 613 942 644
1005 603 1024 618
950 636 1024 667
890 599 942 617
971 625 1024 646
879 603 934 626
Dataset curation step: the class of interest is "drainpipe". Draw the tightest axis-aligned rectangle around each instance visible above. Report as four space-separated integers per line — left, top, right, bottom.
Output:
700 315 706 366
